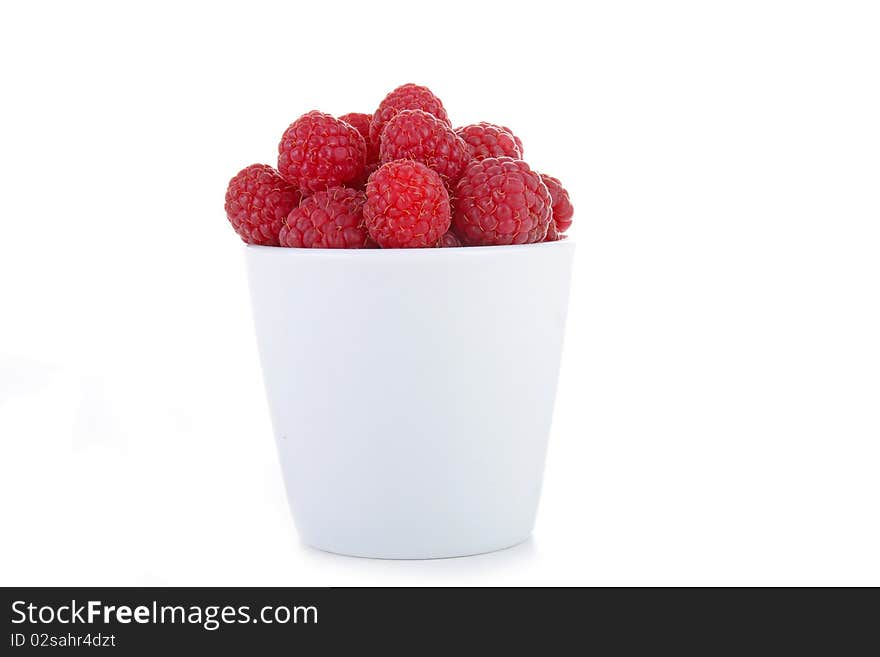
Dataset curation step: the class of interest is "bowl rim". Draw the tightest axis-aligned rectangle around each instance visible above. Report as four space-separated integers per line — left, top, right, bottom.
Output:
245 240 574 258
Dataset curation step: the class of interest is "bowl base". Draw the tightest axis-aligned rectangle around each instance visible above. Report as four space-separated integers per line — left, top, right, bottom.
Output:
301 533 533 561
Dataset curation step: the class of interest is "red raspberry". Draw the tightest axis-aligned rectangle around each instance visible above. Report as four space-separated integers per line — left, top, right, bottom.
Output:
455 123 524 160
279 187 369 249
453 157 552 246
502 125 524 155
364 161 451 248
339 112 379 166
437 231 462 247
338 112 372 143
539 174 574 233
369 83 451 150
224 164 300 246
277 111 366 193
379 110 470 184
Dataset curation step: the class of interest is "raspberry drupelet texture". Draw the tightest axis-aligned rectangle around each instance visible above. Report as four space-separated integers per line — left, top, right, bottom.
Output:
338 112 372 144
453 157 552 246
380 110 471 184
279 187 370 249
364 161 451 248
369 83 450 150
277 111 366 193
339 112 379 166
544 218 560 242
437 231 462 247
225 164 301 245
539 174 574 234
455 123 524 160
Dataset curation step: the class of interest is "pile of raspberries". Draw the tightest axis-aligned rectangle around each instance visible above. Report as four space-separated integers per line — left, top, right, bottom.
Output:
224 83 573 249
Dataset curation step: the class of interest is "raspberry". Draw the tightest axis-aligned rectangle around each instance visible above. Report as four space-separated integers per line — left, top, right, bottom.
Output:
369 83 451 149
455 123 523 160
501 125 524 155
224 164 300 245
379 110 470 184
277 111 366 193
279 187 369 249
338 112 372 143
339 112 379 165
437 231 462 247
364 161 451 248
539 174 574 234
453 157 552 246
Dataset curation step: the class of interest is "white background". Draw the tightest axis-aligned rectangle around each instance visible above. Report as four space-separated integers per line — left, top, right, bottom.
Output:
1 1 878 586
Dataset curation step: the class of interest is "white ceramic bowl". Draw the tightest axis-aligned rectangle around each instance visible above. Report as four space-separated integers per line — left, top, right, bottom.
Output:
246 241 574 559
